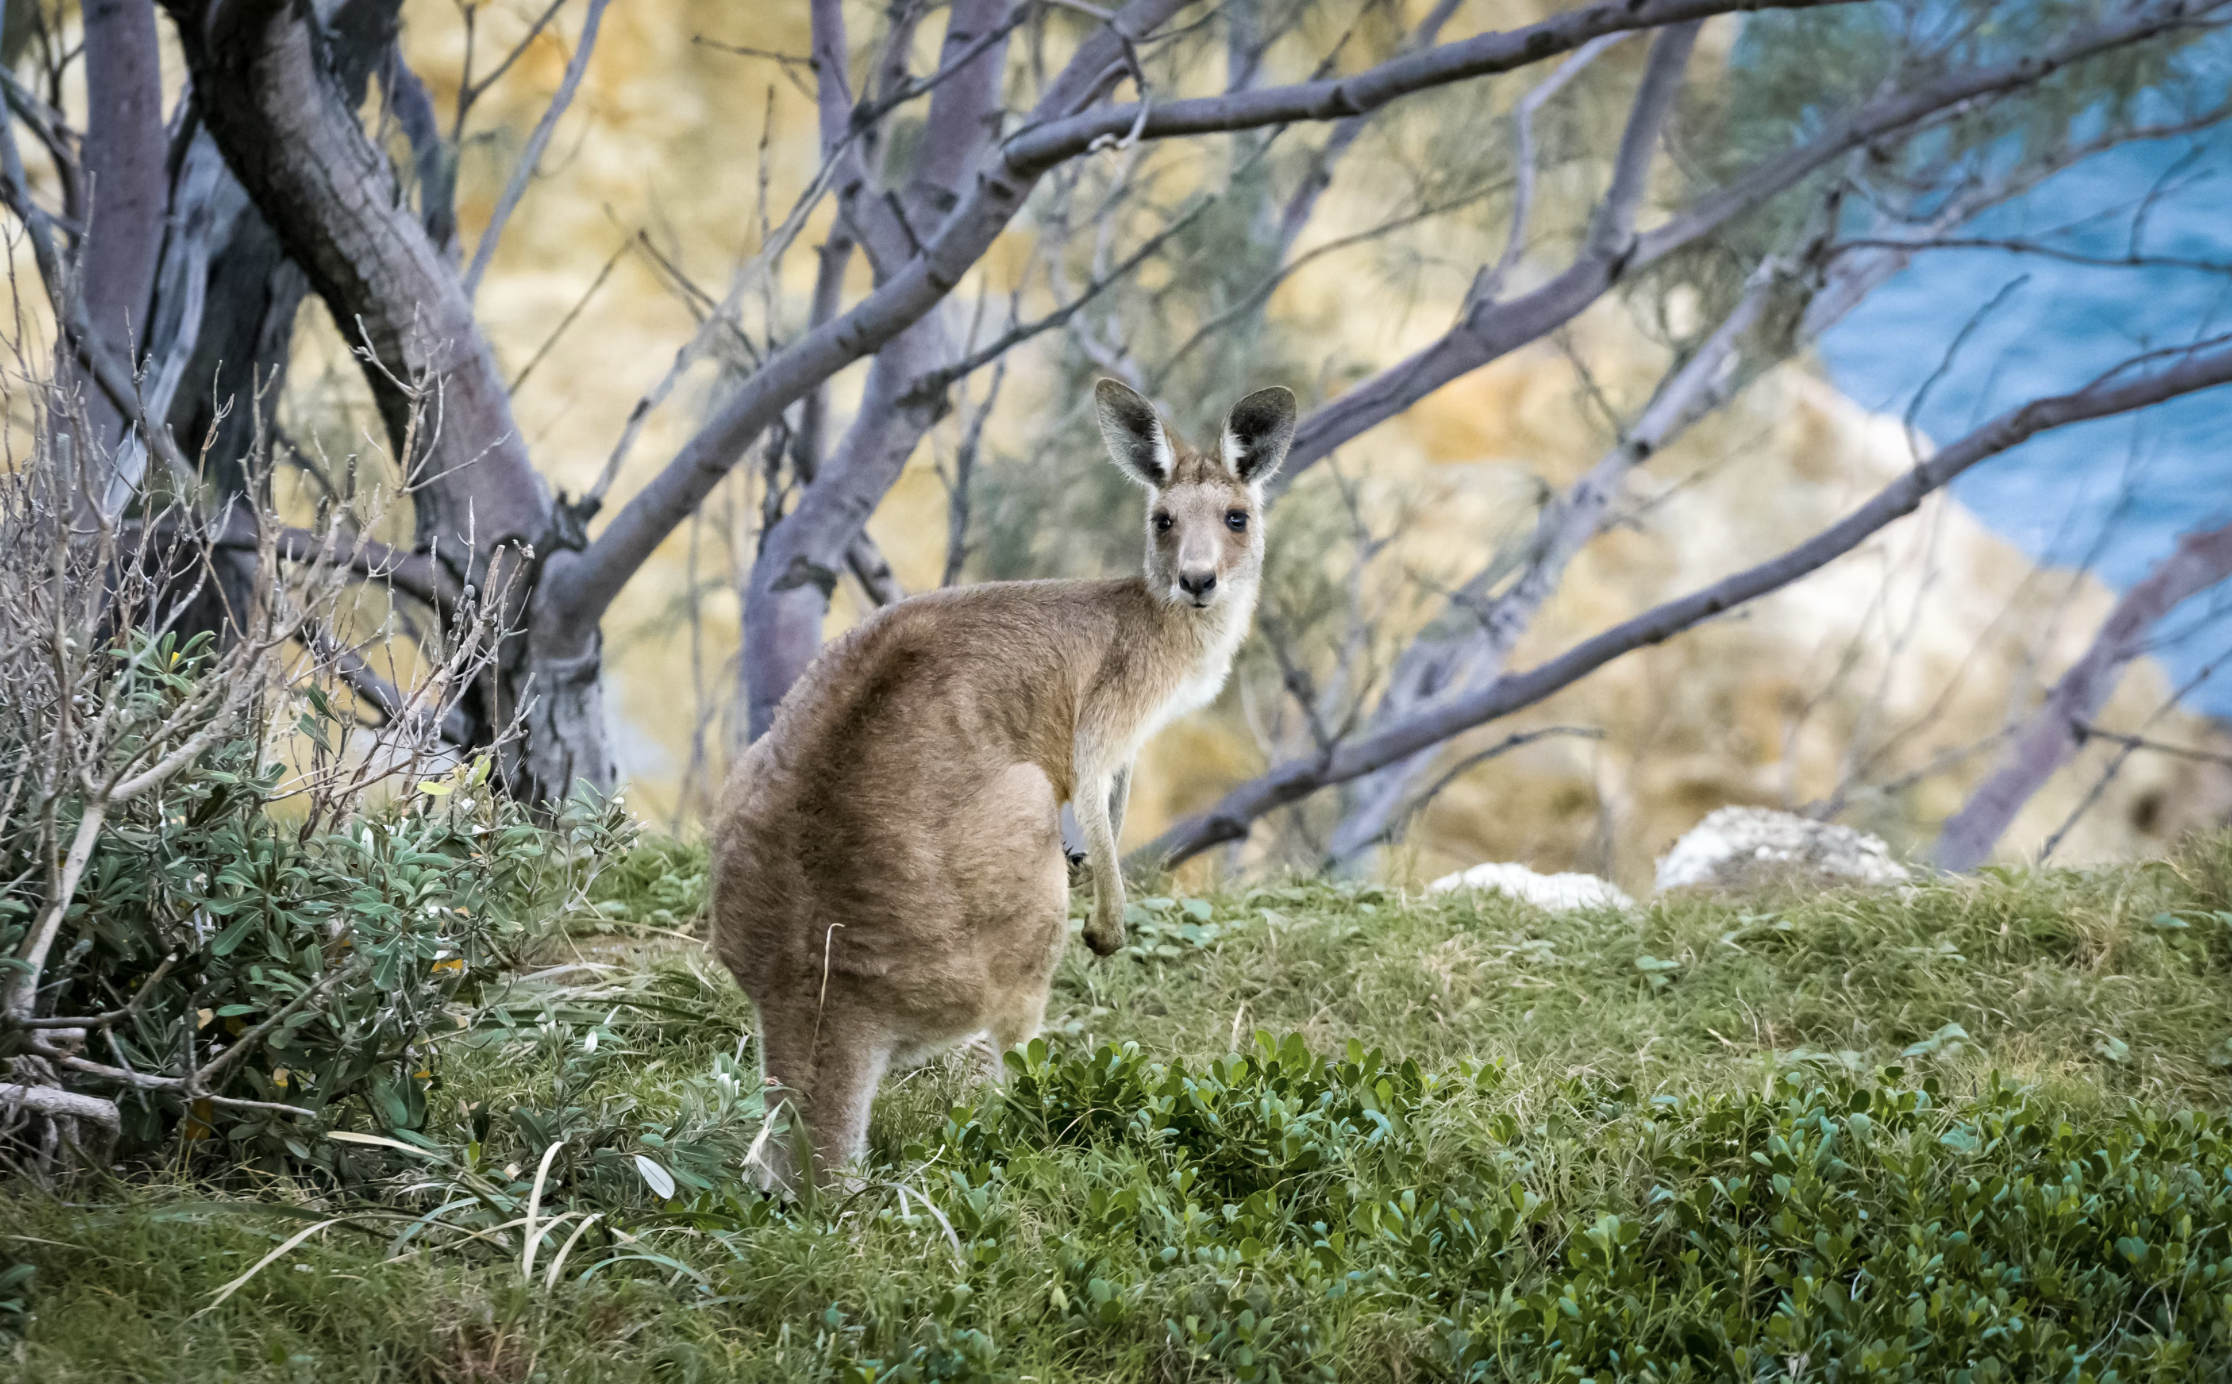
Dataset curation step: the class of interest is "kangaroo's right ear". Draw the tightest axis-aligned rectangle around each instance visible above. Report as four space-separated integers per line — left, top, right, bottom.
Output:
1093 379 1172 489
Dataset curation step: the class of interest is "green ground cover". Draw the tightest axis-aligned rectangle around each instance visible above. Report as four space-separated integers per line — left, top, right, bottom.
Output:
10 835 2232 1382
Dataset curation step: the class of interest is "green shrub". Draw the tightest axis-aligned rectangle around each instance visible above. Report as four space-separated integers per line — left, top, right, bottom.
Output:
2 733 633 1176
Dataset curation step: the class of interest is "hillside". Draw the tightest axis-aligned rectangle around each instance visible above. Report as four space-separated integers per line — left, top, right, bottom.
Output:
9 836 2232 1380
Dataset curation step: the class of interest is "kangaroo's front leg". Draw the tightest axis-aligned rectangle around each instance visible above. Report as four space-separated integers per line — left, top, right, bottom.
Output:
1076 766 1127 956
1108 763 1132 847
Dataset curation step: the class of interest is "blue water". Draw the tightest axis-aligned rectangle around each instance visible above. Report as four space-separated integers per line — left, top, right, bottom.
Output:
1817 121 2232 715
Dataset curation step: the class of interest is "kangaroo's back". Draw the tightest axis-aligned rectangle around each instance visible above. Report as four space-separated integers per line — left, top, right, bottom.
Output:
711 579 1121 991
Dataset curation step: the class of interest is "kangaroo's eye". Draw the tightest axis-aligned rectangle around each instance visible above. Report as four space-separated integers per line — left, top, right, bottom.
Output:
1153 512 1173 533
1225 510 1248 533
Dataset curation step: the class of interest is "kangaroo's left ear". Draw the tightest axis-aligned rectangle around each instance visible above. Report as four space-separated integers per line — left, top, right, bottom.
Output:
1219 386 1298 484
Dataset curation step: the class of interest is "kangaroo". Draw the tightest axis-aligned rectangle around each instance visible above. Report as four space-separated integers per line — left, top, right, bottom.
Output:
710 379 1297 1187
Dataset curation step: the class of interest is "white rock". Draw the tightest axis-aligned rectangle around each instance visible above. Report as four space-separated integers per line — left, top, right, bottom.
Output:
1654 806 1909 894
1426 861 1635 912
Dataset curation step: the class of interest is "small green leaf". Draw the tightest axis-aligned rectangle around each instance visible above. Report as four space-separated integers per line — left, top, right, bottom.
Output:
633 1153 676 1200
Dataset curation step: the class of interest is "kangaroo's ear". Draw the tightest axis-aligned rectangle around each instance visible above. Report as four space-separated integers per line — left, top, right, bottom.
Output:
1093 379 1172 489
1220 386 1297 484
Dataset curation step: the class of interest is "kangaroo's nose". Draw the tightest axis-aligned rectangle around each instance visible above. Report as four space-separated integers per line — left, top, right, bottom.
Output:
1179 570 1217 599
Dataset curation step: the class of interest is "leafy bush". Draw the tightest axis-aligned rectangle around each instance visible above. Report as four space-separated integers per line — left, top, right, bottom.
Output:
0 387 524 1178
579 833 711 933
2 729 633 1175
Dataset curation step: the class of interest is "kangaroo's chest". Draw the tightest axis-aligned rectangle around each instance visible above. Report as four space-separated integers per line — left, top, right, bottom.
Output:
1150 658 1233 734
1124 602 1250 752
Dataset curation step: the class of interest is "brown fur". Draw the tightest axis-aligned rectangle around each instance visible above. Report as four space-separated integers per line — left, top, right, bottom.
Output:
710 380 1296 1187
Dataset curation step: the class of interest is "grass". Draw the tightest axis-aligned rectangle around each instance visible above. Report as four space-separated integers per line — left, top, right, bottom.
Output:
10 836 2232 1381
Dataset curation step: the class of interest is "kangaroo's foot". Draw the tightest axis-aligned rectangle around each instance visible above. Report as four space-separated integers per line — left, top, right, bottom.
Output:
971 1032 1005 1084
1083 899 1126 956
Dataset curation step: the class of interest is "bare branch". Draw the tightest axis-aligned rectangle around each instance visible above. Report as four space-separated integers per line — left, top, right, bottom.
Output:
2034 647 2232 863
1273 0 1466 256
454 0 573 141
383 45 456 254
1153 185 1499 391
792 232 855 482
462 0 611 300
173 0 551 550
941 358 1004 587
1003 1 1853 165
508 239 624 394
921 187 1222 399
305 622 471 745
0 1082 122 1138
1836 234 2232 276
1280 0 2223 488
846 534 905 608
78 0 169 459
1381 726 1606 848
15 952 178 1029
191 956 367 1088
562 0 1831 628
199 509 448 609
2073 722 2232 771
0 65 193 493
1589 22 1697 259
693 36 815 80
1474 31 1631 307
1325 258 1775 862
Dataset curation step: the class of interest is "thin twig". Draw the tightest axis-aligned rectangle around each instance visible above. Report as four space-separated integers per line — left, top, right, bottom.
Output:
2074 722 2232 771
14 952 179 1029
463 0 613 300
510 240 626 394
1386 726 1605 845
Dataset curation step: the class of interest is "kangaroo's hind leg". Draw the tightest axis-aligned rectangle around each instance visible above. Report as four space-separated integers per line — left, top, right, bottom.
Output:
978 815 1071 1085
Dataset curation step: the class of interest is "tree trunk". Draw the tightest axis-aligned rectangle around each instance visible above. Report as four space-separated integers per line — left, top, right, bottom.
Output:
169 0 607 804
76 0 168 511
155 134 308 497
742 313 952 738
736 0 1006 739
